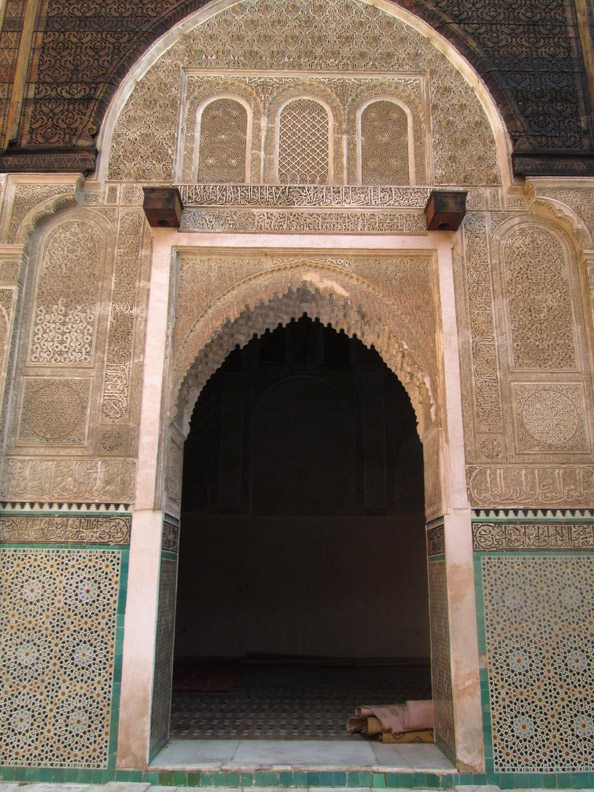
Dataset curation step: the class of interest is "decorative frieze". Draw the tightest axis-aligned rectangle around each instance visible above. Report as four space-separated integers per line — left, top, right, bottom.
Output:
181 208 427 234
467 465 594 507
0 513 131 545
0 457 136 503
473 521 594 551
179 184 431 208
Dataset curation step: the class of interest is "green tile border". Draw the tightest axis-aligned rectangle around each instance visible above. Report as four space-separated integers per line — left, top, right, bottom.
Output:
107 547 130 769
3 765 594 788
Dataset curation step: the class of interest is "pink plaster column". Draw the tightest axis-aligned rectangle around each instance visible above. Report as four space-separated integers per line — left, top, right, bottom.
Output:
117 229 177 769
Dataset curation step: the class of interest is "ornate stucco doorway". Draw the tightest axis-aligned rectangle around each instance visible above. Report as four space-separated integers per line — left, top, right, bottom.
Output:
116 234 483 775
101 0 506 775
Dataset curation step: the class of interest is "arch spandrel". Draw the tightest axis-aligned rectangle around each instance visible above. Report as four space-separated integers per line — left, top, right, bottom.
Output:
103 0 506 187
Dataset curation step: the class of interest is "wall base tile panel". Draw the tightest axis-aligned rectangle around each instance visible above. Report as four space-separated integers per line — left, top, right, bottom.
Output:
481 555 594 773
0 547 126 769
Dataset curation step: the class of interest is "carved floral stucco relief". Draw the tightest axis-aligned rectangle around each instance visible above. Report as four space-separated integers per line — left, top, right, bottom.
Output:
107 0 499 186
0 201 149 504
456 209 594 507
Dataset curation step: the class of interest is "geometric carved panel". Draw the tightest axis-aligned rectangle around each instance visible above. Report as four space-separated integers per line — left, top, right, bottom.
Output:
17 378 91 446
482 555 594 772
0 547 122 768
197 98 248 183
512 383 589 453
360 100 409 185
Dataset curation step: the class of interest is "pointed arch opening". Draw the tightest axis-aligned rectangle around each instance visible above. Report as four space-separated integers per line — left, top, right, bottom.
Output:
170 314 432 744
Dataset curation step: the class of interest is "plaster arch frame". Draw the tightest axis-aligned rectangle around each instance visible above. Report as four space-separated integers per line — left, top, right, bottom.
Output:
116 228 483 775
94 0 513 187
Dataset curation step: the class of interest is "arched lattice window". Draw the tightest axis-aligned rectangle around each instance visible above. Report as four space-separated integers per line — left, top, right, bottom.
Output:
197 98 248 183
277 99 330 184
359 100 410 185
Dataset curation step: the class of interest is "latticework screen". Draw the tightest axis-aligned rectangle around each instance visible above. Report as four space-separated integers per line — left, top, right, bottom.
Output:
278 99 330 184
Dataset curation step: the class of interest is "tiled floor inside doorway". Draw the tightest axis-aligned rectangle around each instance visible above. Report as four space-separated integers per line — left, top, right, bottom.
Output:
169 662 432 740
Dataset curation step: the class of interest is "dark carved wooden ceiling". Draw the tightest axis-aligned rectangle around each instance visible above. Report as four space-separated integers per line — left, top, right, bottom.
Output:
0 0 593 176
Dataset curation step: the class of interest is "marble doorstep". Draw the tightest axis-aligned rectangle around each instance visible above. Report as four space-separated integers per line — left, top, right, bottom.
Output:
149 740 454 772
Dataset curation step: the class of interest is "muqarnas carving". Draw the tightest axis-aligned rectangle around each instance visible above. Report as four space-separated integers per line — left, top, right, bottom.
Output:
512 383 590 454
28 220 106 367
17 378 91 446
0 548 123 768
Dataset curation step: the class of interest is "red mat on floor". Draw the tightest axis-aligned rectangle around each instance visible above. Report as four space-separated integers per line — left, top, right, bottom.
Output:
173 661 243 691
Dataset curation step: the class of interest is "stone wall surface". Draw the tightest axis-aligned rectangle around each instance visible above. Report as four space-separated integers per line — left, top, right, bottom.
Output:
0 0 593 780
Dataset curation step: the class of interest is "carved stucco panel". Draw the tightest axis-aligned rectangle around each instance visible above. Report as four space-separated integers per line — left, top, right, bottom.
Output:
17 377 92 447
5 183 79 244
527 184 594 249
101 209 147 423
0 457 136 503
0 288 16 419
28 219 107 367
458 212 505 464
108 0 500 186
181 77 264 183
511 383 591 455
163 423 185 518
500 224 577 371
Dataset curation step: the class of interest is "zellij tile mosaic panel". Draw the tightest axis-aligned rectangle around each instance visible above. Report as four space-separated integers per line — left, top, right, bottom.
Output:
481 555 594 772
0 547 122 768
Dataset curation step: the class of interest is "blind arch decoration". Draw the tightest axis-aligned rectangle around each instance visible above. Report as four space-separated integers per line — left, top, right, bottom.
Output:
359 99 411 185
277 98 331 184
197 97 249 183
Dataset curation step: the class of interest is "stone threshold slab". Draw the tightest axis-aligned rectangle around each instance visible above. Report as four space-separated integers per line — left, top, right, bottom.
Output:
149 741 455 773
